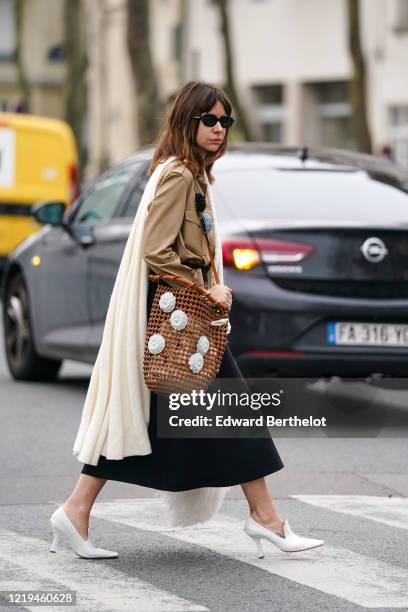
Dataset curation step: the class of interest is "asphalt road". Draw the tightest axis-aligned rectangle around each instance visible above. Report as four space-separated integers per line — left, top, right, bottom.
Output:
0 306 407 612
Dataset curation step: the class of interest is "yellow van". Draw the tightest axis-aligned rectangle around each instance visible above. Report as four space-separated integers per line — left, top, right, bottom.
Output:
0 113 79 272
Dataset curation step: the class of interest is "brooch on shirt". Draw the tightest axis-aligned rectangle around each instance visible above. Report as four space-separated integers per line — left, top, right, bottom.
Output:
195 192 213 233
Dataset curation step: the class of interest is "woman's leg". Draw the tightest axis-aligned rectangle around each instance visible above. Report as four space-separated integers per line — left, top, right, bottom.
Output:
62 474 107 539
241 477 285 536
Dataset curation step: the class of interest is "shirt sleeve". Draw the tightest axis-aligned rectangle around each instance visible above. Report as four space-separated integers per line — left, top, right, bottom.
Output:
142 170 204 288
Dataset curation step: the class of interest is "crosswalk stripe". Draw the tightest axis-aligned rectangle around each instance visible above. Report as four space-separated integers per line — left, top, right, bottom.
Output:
92 499 408 609
292 495 408 531
0 525 208 612
0 557 68 611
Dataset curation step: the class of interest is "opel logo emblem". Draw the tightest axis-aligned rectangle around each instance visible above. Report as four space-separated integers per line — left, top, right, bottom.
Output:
360 237 388 263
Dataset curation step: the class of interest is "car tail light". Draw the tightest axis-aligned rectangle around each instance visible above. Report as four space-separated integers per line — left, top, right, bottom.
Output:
222 237 314 270
254 237 315 264
68 163 79 205
222 238 261 270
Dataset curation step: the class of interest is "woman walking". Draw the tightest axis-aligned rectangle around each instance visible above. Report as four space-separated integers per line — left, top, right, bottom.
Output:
50 81 324 559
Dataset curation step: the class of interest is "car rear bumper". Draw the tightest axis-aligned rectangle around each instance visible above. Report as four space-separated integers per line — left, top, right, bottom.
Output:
236 350 408 377
225 269 408 377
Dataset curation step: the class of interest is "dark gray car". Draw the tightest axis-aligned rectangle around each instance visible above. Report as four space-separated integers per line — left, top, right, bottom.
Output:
3 144 408 381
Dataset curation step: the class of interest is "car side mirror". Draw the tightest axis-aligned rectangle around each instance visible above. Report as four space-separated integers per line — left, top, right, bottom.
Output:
31 201 66 226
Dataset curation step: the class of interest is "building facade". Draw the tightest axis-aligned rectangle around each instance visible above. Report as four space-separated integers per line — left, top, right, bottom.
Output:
0 0 65 117
1 0 408 177
182 0 408 167
84 0 181 178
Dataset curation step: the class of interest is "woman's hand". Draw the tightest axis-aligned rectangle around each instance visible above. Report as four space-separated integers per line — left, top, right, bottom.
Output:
207 284 232 310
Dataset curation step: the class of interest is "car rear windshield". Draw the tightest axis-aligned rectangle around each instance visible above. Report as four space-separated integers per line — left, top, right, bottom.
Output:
213 168 408 224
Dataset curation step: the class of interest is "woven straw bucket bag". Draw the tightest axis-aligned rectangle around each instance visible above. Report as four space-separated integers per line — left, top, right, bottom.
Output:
143 272 229 395
143 189 230 395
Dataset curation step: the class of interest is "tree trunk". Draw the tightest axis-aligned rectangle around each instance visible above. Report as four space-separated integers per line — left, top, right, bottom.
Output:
64 0 88 177
14 0 30 112
347 0 372 153
126 0 162 147
214 0 255 141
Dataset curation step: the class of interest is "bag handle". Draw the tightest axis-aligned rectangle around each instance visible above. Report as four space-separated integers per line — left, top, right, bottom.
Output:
148 273 229 311
203 231 219 285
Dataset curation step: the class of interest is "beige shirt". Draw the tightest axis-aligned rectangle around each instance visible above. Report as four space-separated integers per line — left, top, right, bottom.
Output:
142 159 216 288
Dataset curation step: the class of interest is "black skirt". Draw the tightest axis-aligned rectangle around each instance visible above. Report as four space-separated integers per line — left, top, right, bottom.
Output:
81 272 284 491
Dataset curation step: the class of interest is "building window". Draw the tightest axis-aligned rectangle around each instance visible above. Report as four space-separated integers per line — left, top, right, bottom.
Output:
388 106 408 168
47 44 65 62
252 84 284 143
172 23 182 63
304 80 356 149
0 0 16 62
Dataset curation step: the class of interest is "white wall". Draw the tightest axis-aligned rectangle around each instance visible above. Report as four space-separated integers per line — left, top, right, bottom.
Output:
151 0 181 97
0 0 65 115
180 0 408 164
361 0 408 152
85 0 137 179
3 0 408 172
23 0 65 85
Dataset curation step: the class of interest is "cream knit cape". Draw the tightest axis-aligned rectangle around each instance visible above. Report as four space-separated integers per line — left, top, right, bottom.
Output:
72 156 230 526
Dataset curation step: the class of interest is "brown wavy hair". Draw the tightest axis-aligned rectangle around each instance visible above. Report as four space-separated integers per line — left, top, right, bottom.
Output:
148 81 233 184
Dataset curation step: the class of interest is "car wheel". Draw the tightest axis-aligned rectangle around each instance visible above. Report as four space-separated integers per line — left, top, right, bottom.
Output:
3 271 62 381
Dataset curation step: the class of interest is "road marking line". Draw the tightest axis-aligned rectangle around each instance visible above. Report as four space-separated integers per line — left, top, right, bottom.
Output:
0 525 208 612
0 557 68 610
92 499 408 609
292 495 408 531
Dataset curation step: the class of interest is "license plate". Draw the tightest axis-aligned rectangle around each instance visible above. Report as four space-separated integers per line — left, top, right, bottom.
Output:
327 322 408 347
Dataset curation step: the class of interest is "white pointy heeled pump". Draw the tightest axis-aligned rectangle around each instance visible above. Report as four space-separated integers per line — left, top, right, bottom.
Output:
244 515 324 557
49 506 118 559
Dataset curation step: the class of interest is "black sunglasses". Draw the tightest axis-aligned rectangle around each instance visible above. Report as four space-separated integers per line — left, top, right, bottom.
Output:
193 113 235 128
